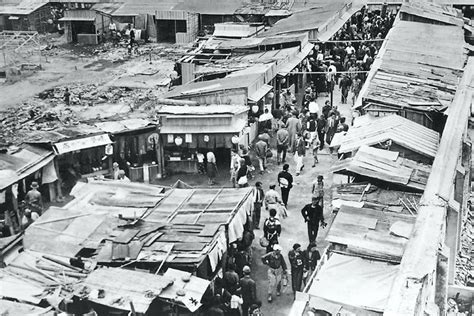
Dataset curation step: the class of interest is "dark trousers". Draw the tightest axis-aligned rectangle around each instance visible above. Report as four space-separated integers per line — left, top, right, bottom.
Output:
307 221 320 243
281 188 290 207
242 303 250 316
253 202 262 228
317 131 325 150
277 144 287 163
291 268 304 293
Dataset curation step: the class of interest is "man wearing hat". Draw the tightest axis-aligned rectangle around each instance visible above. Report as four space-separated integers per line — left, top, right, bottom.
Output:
288 243 306 297
25 181 43 212
261 244 287 302
301 196 327 243
240 266 257 316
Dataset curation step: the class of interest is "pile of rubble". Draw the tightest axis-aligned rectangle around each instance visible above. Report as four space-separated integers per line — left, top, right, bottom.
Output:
454 198 474 287
0 83 156 145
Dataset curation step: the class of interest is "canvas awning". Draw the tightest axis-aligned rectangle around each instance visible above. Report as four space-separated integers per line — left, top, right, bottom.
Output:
248 84 272 103
278 43 314 76
53 133 113 155
308 253 399 313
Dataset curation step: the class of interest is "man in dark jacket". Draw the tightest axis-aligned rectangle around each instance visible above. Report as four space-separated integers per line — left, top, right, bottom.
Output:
277 164 293 207
301 197 327 243
263 209 282 253
240 266 257 316
288 243 306 298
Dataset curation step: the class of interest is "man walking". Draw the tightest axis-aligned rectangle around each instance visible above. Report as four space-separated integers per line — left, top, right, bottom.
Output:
240 266 257 316
263 209 282 253
286 112 301 154
294 133 306 176
261 244 287 303
288 243 306 298
277 164 293 208
255 135 268 174
301 197 327 243
276 125 289 165
253 182 264 229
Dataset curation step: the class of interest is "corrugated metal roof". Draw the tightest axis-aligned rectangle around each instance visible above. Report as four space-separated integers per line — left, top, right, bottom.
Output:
172 0 245 15
331 146 431 192
334 115 440 159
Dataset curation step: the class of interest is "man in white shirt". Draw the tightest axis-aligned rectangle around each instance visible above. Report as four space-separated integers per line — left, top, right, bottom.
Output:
308 100 320 117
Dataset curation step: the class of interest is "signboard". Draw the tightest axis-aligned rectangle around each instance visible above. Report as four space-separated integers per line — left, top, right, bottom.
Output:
53 134 113 155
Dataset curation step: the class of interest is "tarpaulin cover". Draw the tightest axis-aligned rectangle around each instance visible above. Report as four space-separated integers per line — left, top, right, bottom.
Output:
308 253 399 312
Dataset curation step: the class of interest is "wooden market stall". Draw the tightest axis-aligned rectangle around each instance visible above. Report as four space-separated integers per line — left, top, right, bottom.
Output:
355 13 467 132
330 146 431 193
331 114 440 165
24 125 114 196
157 105 249 175
93 117 161 182
0 144 55 233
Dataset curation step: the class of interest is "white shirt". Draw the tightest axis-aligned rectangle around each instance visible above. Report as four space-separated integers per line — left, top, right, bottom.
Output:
259 112 273 122
206 151 216 163
345 46 355 55
308 101 319 114
196 153 204 163
109 22 116 31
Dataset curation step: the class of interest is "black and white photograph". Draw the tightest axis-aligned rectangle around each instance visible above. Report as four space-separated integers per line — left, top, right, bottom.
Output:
0 0 473 315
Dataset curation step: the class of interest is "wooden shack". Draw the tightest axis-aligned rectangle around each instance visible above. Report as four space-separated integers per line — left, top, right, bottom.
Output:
157 105 249 175
0 0 51 33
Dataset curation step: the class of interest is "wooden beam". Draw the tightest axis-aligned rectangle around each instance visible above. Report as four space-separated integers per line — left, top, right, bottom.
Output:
384 57 474 316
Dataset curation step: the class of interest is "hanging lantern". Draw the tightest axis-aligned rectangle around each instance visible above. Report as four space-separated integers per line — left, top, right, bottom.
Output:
267 91 274 99
231 135 239 144
174 136 183 146
203 135 209 142
251 105 259 113
280 78 286 84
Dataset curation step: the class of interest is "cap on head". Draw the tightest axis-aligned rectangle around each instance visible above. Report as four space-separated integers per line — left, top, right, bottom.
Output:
317 175 323 181
30 182 39 189
269 184 276 190
118 170 126 176
293 243 301 250
283 163 289 171
113 162 119 168
242 265 251 274
273 244 283 251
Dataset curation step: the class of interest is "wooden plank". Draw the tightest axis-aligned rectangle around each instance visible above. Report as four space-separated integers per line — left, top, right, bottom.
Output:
113 229 140 244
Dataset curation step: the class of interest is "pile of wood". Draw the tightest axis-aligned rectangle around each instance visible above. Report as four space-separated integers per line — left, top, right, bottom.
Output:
455 200 474 287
